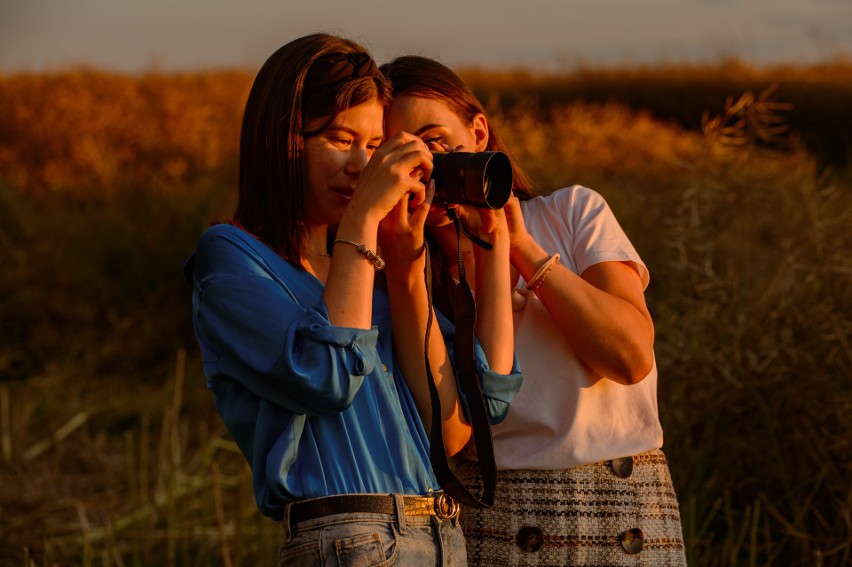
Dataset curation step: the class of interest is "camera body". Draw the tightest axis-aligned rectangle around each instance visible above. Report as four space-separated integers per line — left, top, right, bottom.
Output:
430 151 513 210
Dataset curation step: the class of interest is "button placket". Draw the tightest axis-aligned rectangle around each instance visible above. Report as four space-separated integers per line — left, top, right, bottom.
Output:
608 456 641 554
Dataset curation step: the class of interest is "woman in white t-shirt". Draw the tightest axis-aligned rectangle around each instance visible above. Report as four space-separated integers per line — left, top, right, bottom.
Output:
381 55 687 566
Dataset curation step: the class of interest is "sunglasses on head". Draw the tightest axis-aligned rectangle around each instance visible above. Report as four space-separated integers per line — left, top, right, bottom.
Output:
306 52 379 90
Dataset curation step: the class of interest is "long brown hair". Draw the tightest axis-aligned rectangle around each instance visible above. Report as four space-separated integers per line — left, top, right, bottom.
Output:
380 55 534 199
235 33 391 263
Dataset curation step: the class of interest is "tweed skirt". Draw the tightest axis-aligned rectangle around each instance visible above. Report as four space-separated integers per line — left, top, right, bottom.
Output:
456 449 687 566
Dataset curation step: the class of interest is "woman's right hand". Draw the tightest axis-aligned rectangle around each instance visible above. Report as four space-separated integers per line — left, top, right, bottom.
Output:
504 194 542 265
504 195 530 244
346 132 434 224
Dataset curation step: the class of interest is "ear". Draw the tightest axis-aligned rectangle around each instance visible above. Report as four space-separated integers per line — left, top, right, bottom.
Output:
471 113 489 152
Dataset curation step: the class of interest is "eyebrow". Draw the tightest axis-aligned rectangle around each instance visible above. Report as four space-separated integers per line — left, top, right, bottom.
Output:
326 125 383 141
411 123 443 137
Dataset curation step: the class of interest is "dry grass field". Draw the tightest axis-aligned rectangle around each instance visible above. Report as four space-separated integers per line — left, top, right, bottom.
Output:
0 61 850 566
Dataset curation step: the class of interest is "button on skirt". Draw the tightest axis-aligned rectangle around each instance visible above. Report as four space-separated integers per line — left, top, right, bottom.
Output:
455 449 687 566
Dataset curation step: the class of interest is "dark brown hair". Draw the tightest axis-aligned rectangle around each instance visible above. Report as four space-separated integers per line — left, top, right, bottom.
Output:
234 33 391 263
380 55 534 199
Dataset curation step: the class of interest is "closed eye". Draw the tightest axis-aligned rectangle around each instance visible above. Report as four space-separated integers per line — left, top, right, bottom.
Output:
331 137 353 148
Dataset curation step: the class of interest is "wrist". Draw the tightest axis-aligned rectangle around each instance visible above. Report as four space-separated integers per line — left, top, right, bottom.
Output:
383 245 427 283
340 196 387 232
510 236 549 280
334 239 385 270
336 214 380 248
473 234 510 265
525 253 560 295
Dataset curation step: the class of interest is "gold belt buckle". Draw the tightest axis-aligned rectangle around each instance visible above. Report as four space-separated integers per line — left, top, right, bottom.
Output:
433 493 460 520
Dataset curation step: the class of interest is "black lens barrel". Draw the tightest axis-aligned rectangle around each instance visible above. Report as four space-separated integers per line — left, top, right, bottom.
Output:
431 151 513 209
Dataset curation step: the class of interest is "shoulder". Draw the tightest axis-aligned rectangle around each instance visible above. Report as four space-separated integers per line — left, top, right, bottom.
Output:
197 223 250 247
521 185 610 232
521 185 606 215
196 223 273 258
521 186 648 284
193 223 285 278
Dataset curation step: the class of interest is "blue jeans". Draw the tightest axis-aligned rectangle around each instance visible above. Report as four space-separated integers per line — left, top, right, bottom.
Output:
278 494 468 566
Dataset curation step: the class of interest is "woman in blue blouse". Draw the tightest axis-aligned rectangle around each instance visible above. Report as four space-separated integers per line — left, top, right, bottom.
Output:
183 34 521 566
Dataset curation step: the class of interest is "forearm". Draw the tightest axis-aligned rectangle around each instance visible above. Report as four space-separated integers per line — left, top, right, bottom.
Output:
473 236 514 374
324 213 382 329
512 236 654 384
385 260 472 455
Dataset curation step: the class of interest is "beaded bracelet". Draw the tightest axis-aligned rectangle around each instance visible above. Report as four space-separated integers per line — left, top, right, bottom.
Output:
525 253 560 295
334 239 386 270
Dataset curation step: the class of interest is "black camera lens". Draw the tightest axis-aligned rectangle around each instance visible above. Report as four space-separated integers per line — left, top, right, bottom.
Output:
430 151 513 209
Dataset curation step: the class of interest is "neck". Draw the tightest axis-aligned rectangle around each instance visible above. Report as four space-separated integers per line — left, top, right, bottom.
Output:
302 225 330 257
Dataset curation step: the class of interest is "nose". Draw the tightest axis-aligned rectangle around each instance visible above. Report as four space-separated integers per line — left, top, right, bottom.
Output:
344 146 369 177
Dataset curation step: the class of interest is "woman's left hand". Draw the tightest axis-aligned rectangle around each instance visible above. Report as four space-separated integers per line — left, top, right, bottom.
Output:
452 202 510 246
378 179 436 268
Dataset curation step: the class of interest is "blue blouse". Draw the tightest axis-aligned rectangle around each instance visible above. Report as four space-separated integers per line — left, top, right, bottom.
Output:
184 224 522 520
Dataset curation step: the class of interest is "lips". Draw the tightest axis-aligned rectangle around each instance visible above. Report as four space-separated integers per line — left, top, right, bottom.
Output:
331 186 356 199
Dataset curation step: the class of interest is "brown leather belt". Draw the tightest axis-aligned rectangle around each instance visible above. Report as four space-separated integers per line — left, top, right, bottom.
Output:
289 493 461 525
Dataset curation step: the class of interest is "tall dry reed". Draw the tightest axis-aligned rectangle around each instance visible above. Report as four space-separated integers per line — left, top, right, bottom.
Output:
1 66 849 566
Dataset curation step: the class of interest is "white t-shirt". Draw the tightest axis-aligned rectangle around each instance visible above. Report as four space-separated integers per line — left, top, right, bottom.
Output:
492 185 664 470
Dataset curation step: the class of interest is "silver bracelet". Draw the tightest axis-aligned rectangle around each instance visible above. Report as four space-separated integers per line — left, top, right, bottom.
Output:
334 239 386 270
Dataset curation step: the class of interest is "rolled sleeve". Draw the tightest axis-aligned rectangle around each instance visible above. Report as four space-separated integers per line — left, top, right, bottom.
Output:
433 309 523 424
190 227 379 416
294 312 379 377
476 347 524 424
449 335 523 425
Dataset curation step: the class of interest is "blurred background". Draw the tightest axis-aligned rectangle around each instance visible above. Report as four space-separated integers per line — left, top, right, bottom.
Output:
1 1 850 565
3 0 852 71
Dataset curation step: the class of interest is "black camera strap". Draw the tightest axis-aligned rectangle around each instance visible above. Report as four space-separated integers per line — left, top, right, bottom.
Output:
455 217 493 252
421 208 496 508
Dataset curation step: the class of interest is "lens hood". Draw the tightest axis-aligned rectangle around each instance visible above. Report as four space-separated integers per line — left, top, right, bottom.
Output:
431 151 513 209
